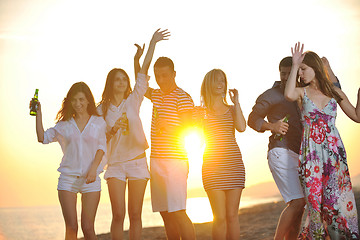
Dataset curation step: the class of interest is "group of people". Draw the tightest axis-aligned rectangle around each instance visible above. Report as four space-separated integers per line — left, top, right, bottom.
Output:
32 27 360 240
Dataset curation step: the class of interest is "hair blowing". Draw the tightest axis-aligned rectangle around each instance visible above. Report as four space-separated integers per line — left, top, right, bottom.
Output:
56 82 98 123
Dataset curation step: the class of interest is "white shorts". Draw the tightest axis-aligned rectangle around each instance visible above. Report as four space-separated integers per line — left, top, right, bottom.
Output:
268 148 304 203
150 158 189 213
104 157 150 182
57 174 101 193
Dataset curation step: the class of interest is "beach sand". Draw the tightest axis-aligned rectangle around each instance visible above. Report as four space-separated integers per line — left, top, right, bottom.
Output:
89 188 360 240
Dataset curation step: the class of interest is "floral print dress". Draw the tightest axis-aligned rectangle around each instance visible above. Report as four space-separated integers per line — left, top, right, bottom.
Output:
298 90 359 239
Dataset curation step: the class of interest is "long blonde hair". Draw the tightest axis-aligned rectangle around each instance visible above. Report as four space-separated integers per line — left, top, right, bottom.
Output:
200 69 228 110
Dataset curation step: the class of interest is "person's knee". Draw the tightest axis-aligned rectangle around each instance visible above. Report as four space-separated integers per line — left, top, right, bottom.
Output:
128 209 142 223
160 211 176 224
112 209 126 222
81 219 95 234
211 211 226 224
226 211 238 223
289 198 306 213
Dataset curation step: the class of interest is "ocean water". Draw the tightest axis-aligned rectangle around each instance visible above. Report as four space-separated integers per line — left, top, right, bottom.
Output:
0 196 280 240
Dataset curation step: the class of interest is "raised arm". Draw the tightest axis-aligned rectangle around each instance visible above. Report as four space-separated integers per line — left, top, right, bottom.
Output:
229 89 246 132
134 43 145 79
139 28 170 75
336 87 360 123
284 42 305 101
35 102 45 142
141 29 170 100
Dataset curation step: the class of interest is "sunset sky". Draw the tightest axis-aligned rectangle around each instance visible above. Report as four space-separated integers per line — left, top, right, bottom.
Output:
0 0 359 207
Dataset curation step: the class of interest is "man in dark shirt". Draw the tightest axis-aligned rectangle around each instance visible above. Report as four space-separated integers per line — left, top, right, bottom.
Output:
248 57 340 239
249 57 305 239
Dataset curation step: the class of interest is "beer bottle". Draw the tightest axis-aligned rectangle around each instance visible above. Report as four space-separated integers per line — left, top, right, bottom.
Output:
274 114 290 141
153 107 162 135
121 112 129 135
30 89 39 116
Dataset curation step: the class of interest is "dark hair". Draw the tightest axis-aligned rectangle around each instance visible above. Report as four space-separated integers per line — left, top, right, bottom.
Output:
303 51 342 103
56 82 99 123
99 68 132 119
154 57 174 71
279 56 292 71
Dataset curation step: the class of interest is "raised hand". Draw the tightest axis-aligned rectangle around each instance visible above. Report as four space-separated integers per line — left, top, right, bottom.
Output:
291 42 305 66
29 100 41 114
139 28 171 75
150 28 171 44
134 43 145 60
229 88 239 104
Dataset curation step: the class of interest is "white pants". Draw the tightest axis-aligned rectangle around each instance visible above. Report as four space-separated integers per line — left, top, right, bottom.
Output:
268 148 304 203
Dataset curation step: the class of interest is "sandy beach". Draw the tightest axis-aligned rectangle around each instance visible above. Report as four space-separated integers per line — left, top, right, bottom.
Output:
86 188 360 240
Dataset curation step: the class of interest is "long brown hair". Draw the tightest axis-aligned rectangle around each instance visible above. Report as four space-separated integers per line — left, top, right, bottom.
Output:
303 51 342 103
55 82 99 123
98 68 132 119
200 69 228 111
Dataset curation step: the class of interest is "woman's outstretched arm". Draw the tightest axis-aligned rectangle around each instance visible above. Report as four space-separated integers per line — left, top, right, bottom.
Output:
284 42 305 101
35 102 45 142
336 87 360 123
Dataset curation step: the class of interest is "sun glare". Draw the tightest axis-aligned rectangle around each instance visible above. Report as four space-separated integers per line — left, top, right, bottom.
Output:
183 127 205 174
187 197 213 223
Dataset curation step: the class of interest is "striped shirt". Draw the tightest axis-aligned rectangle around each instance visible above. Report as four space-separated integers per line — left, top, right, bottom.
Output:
150 87 194 160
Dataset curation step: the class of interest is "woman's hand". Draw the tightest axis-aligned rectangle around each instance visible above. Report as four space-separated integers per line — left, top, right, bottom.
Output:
291 42 305 67
29 100 41 114
85 167 97 184
134 43 145 60
150 28 171 44
229 88 239 105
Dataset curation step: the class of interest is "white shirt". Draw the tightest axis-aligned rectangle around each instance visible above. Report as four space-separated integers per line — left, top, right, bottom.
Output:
43 115 107 176
98 73 149 164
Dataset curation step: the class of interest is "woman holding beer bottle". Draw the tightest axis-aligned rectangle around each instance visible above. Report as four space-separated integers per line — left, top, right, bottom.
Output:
33 82 106 240
97 29 170 240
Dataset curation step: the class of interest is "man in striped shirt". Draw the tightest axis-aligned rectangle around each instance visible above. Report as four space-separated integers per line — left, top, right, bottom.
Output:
145 57 195 240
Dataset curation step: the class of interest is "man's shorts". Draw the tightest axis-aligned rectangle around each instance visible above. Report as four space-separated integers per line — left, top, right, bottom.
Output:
57 174 101 193
150 158 189 213
268 147 304 203
104 157 150 182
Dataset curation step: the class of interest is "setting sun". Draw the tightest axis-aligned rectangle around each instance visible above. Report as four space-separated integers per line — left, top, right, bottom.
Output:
183 127 206 174
1 0 360 239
